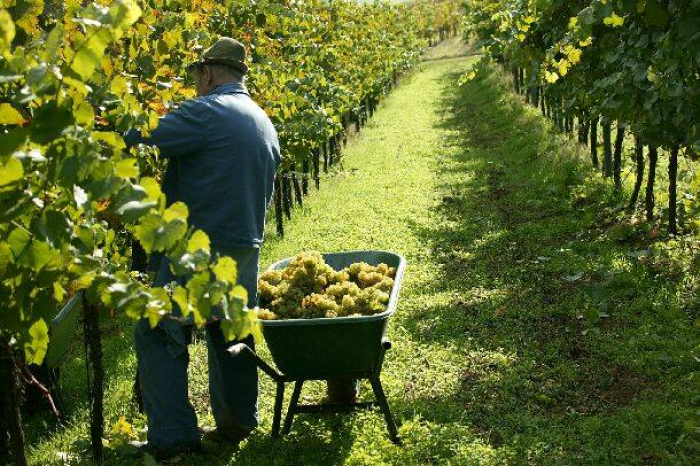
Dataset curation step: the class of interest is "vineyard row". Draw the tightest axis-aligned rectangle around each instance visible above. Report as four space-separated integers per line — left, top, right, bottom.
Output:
462 0 700 235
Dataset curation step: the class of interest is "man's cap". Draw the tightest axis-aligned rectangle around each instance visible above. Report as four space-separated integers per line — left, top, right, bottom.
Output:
187 37 249 74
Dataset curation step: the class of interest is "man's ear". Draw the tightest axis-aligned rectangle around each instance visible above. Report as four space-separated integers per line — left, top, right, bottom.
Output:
202 66 211 85
200 65 213 92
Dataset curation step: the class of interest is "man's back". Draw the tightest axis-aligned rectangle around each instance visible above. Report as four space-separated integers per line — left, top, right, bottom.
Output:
129 82 281 249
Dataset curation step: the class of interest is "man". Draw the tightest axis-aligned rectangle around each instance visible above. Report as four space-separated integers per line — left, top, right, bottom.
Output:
125 37 281 460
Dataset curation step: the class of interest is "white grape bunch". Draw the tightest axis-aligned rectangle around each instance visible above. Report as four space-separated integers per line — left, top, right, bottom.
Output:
257 252 396 320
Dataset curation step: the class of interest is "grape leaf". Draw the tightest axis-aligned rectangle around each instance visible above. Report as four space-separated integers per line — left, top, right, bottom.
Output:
0 242 10 275
24 318 49 365
172 285 190 317
0 9 14 54
8 227 31 260
134 206 188 253
0 128 29 157
31 210 73 248
19 240 62 272
74 100 95 126
186 271 211 324
69 29 112 81
229 284 248 306
93 131 126 150
30 102 74 144
213 256 237 285
44 26 64 63
139 177 163 203
145 287 171 328
0 103 25 125
162 202 188 222
0 157 23 187
115 158 138 178
115 200 155 223
109 0 143 35
187 230 210 253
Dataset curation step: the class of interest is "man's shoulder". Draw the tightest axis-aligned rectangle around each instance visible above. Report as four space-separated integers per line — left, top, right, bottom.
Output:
184 96 214 110
209 93 275 126
174 97 212 120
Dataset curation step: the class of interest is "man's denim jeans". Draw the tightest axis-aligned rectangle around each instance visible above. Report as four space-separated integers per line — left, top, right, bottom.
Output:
135 247 259 449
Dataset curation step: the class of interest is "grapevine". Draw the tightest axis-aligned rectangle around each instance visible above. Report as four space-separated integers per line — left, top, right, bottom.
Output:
461 0 700 235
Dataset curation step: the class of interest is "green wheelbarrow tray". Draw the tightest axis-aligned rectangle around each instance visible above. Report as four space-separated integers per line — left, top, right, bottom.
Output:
228 250 406 444
24 291 84 417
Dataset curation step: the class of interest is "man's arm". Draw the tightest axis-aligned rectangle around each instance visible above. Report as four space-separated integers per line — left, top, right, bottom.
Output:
124 99 209 157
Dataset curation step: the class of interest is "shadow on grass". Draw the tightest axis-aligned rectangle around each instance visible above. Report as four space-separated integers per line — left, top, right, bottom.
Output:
22 318 143 464
24 319 357 465
232 418 355 466
394 67 699 463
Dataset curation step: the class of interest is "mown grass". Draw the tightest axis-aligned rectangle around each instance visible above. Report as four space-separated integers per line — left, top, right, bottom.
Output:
25 43 700 465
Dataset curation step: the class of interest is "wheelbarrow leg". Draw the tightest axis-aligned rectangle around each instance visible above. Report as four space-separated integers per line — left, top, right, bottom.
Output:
370 376 400 444
282 381 304 435
272 381 285 438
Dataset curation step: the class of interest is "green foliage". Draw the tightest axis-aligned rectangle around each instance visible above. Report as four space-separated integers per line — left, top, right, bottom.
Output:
0 0 459 364
462 0 700 150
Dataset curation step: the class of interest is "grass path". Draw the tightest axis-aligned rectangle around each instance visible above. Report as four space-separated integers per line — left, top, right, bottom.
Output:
27 46 699 465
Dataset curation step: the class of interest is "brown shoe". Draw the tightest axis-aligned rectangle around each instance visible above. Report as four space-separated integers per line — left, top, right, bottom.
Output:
201 425 251 444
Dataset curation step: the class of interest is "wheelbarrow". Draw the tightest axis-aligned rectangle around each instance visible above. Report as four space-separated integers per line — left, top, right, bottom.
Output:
23 291 83 417
229 250 406 444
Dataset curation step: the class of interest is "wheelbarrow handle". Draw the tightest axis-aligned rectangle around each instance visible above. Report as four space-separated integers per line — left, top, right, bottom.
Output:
228 343 283 382
229 339 391 381
228 342 250 357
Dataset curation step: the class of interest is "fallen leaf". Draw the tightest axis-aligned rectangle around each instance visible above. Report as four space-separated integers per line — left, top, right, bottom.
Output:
564 272 584 282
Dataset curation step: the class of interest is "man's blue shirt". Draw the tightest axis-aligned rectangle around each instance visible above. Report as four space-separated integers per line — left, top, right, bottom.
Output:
125 82 281 249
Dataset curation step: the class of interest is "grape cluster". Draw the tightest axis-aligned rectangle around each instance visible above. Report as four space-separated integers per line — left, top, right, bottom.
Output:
257 252 397 320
